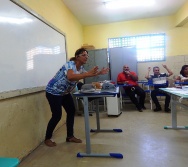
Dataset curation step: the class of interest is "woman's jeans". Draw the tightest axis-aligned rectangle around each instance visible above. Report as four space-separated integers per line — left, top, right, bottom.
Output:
45 92 75 140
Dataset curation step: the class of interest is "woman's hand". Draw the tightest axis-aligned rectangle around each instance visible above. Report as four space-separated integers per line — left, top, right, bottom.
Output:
87 66 109 77
87 66 99 76
181 77 188 82
98 67 109 75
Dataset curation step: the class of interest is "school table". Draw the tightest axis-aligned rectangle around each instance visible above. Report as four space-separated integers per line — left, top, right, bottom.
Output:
160 87 188 130
73 87 123 159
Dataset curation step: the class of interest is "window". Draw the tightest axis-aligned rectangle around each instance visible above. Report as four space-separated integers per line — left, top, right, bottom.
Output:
108 33 165 62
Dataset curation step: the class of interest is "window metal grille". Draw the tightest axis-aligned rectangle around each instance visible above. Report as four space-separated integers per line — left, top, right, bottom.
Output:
108 33 165 62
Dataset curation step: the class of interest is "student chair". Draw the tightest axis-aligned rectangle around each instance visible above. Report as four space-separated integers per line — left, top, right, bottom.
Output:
144 80 169 110
0 157 19 167
118 86 137 109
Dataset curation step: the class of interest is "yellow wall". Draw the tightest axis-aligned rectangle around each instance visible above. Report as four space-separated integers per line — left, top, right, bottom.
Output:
84 15 188 57
84 16 174 49
0 0 83 160
175 0 188 26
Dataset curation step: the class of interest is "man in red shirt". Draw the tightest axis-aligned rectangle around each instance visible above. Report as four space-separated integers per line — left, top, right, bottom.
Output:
117 65 146 112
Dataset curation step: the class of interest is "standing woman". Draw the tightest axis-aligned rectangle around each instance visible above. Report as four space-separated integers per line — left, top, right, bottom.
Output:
45 48 109 147
176 65 188 82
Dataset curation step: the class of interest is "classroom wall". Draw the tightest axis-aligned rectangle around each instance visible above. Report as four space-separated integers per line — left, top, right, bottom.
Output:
175 0 188 26
0 92 52 159
83 16 188 57
83 2 188 81
0 0 83 160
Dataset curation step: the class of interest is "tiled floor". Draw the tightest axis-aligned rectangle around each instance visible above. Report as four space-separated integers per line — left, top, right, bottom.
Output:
18 103 188 167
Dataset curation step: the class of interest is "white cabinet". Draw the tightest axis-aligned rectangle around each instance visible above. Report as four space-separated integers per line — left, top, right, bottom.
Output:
106 95 122 116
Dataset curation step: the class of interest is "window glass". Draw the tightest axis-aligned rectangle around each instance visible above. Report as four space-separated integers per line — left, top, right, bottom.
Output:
108 33 165 62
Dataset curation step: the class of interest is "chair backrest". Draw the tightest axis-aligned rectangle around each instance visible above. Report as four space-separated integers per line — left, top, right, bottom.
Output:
118 86 127 97
144 80 168 95
153 80 168 88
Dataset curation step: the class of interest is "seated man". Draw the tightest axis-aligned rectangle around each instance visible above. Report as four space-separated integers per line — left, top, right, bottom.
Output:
145 65 173 112
117 65 146 112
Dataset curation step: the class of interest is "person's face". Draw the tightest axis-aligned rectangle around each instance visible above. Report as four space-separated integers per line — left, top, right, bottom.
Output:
77 51 89 64
123 66 129 72
183 67 188 74
153 67 160 75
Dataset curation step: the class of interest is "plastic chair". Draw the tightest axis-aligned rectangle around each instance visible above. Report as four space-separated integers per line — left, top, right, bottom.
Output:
144 80 169 110
0 157 19 167
144 81 153 109
118 86 137 109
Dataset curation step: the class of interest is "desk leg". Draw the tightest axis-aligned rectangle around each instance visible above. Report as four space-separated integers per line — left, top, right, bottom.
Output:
91 99 123 133
83 97 91 154
77 97 123 159
164 95 188 130
171 96 177 128
95 99 100 131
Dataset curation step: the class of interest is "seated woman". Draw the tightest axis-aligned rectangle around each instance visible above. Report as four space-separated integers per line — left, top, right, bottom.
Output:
175 65 188 83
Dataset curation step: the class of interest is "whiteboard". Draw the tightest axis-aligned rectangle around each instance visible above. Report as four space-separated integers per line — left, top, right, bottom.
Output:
0 0 67 98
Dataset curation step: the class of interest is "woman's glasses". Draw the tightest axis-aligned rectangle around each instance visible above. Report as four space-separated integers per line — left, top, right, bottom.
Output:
80 54 89 58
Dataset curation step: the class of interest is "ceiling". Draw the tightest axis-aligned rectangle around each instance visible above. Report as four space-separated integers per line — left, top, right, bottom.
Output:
62 0 188 26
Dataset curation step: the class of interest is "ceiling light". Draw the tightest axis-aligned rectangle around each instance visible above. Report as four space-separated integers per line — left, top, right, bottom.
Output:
104 0 155 9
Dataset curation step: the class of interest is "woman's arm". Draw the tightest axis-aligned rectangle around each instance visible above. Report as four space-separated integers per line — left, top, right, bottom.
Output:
67 66 109 81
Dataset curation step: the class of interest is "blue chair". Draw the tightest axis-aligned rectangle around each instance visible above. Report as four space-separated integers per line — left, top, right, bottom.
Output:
174 81 188 87
118 85 138 109
144 80 169 110
0 157 19 167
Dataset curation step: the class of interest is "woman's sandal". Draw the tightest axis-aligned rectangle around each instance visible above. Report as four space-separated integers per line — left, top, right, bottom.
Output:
66 136 82 143
44 139 57 147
